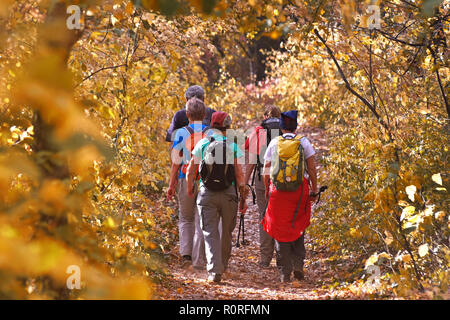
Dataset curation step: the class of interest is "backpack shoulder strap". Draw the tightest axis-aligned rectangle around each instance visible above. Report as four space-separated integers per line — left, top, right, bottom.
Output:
184 125 194 135
202 126 210 134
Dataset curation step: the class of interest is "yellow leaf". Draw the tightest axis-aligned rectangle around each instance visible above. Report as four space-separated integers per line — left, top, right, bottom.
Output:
103 217 116 229
400 206 415 221
405 185 416 202
378 252 391 260
431 173 442 185
401 254 411 263
384 231 393 245
434 211 445 221
398 200 409 207
365 254 378 268
125 1 134 15
418 244 429 257
111 15 119 26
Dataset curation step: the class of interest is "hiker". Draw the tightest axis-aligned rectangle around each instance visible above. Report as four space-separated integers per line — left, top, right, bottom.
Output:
186 111 247 283
262 110 318 283
243 104 282 268
166 97 209 269
165 85 216 142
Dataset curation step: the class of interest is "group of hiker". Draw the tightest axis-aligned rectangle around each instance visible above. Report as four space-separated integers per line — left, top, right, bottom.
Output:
166 85 318 284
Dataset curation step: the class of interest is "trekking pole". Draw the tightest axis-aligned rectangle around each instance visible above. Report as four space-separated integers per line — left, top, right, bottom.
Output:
246 184 256 205
309 186 328 205
235 214 243 248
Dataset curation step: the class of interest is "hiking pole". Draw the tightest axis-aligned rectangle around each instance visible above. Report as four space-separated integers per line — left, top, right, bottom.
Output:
309 186 328 205
246 184 256 205
235 214 243 248
235 214 248 248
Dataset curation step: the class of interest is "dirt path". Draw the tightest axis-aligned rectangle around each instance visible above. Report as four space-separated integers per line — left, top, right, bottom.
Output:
157 126 355 300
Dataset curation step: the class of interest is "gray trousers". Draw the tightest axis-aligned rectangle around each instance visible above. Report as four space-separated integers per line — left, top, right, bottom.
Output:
255 176 275 265
274 233 306 277
177 179 206 268
196 185 238 275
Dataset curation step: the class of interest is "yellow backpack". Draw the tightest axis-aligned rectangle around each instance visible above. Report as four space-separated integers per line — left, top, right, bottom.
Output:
270 135 306 191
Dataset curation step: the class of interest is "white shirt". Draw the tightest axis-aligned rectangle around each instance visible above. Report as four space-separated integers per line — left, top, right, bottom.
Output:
264 133 315 178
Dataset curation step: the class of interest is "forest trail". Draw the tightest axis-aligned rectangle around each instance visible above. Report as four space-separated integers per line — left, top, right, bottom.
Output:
157 125 358 300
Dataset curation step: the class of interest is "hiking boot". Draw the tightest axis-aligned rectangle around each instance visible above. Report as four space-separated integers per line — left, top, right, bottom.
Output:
280 274 291 283
181 255 192 268
207 273 222 283
293 270 305 281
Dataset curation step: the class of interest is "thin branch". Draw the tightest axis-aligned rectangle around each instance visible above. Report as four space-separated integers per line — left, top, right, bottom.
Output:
368 30 376 107
314 29 392 140
74 64 127 88
402 46 422 76
373 28 425 47
428 45 450 118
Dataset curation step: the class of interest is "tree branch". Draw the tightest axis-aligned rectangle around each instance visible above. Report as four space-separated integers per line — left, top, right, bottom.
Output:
314 29 392 139
373 28 425 47
428 45 450 118
74 64 127 88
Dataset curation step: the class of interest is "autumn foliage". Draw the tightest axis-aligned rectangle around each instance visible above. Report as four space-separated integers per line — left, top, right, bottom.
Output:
0 0 448 299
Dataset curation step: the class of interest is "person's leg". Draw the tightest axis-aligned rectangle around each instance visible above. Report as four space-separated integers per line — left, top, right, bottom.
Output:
274 240 293 282
292 233 306 280
177 179 196 262
197 186 223 276
219 186 238 273
192 204 207 269
255 177 274 266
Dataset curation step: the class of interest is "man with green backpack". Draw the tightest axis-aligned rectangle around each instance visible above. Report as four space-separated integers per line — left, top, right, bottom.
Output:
262 110 318 283
186 111 247 283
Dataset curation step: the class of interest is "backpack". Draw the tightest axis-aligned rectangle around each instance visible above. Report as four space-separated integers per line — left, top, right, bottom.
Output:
270 134 306 192
198 136 236 192
270 134 308 228
180 125 210 176
252 118 281 184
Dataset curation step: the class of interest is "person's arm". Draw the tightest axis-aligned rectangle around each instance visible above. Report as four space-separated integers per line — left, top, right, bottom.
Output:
306 155 318 201
166 161 181 201
244 163 256 185
262 136 275 200
186 156 200 197
166 131 184 200
234 158 248 214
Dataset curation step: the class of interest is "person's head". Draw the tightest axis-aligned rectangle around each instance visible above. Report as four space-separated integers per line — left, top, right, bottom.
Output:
186 97 206 122
263 104 281 120
185 85 205 102
280 110 298 133
210 111 232 133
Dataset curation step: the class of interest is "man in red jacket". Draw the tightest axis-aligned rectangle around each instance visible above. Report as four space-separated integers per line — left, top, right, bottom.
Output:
262 110 318 283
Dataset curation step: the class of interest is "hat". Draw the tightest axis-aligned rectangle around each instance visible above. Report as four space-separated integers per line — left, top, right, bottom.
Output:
210 111 232 129
280 110 298 131
185 85 205 101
